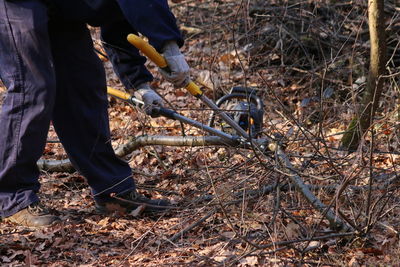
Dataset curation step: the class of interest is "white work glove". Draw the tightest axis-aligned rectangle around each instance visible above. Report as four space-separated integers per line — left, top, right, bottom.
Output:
159 41 190 88
134 83 164 117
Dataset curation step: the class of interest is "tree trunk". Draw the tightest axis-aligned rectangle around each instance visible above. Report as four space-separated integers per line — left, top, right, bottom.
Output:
341 0 386 151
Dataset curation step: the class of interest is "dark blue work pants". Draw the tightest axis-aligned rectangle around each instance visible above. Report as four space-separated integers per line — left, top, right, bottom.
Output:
0 0 136 217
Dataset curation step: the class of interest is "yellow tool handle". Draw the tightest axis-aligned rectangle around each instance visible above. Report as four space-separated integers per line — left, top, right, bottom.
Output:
127 34 168 69
127 34 203 97
107 87 131 101
185 81 203 97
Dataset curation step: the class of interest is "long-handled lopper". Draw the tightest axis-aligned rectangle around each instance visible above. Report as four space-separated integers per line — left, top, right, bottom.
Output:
126 34 251 141
107 87 240 144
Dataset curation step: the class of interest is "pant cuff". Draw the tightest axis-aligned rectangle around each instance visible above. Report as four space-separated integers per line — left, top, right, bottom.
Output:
0 193 39 218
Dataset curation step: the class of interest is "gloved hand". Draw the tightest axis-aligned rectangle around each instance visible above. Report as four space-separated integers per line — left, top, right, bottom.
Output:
160 41 190 88
134 83 164 117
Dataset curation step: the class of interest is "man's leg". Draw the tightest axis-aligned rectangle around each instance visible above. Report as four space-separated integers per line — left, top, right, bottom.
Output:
48 21 136 201
48 19 170 214
0 0 56 218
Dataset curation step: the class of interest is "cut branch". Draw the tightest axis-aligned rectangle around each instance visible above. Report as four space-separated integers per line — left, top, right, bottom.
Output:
37 135 242 172
276 148 352 232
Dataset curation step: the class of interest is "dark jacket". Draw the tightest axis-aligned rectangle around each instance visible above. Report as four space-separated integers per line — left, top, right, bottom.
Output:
52 0 183 50
50 0 184 88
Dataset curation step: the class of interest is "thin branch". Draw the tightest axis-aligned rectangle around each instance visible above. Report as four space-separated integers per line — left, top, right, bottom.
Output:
168 209 216 242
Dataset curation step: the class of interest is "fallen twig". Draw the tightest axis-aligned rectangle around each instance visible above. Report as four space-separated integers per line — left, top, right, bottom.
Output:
260 232 355 250
276 147 352 232
168 209 216 242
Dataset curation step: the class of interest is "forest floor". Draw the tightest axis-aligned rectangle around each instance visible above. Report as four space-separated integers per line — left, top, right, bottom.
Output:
1 1 400 266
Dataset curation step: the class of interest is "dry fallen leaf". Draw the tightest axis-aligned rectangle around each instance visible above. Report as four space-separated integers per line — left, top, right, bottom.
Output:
104 203 127 215
239 256 258 266
285 222 301 239
129 205 146 217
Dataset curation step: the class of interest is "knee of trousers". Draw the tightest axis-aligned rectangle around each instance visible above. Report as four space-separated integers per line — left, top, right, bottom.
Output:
12 74 57 122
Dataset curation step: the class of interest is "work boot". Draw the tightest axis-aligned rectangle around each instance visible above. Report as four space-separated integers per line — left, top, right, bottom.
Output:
4 202 60 228
95 190 172 215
